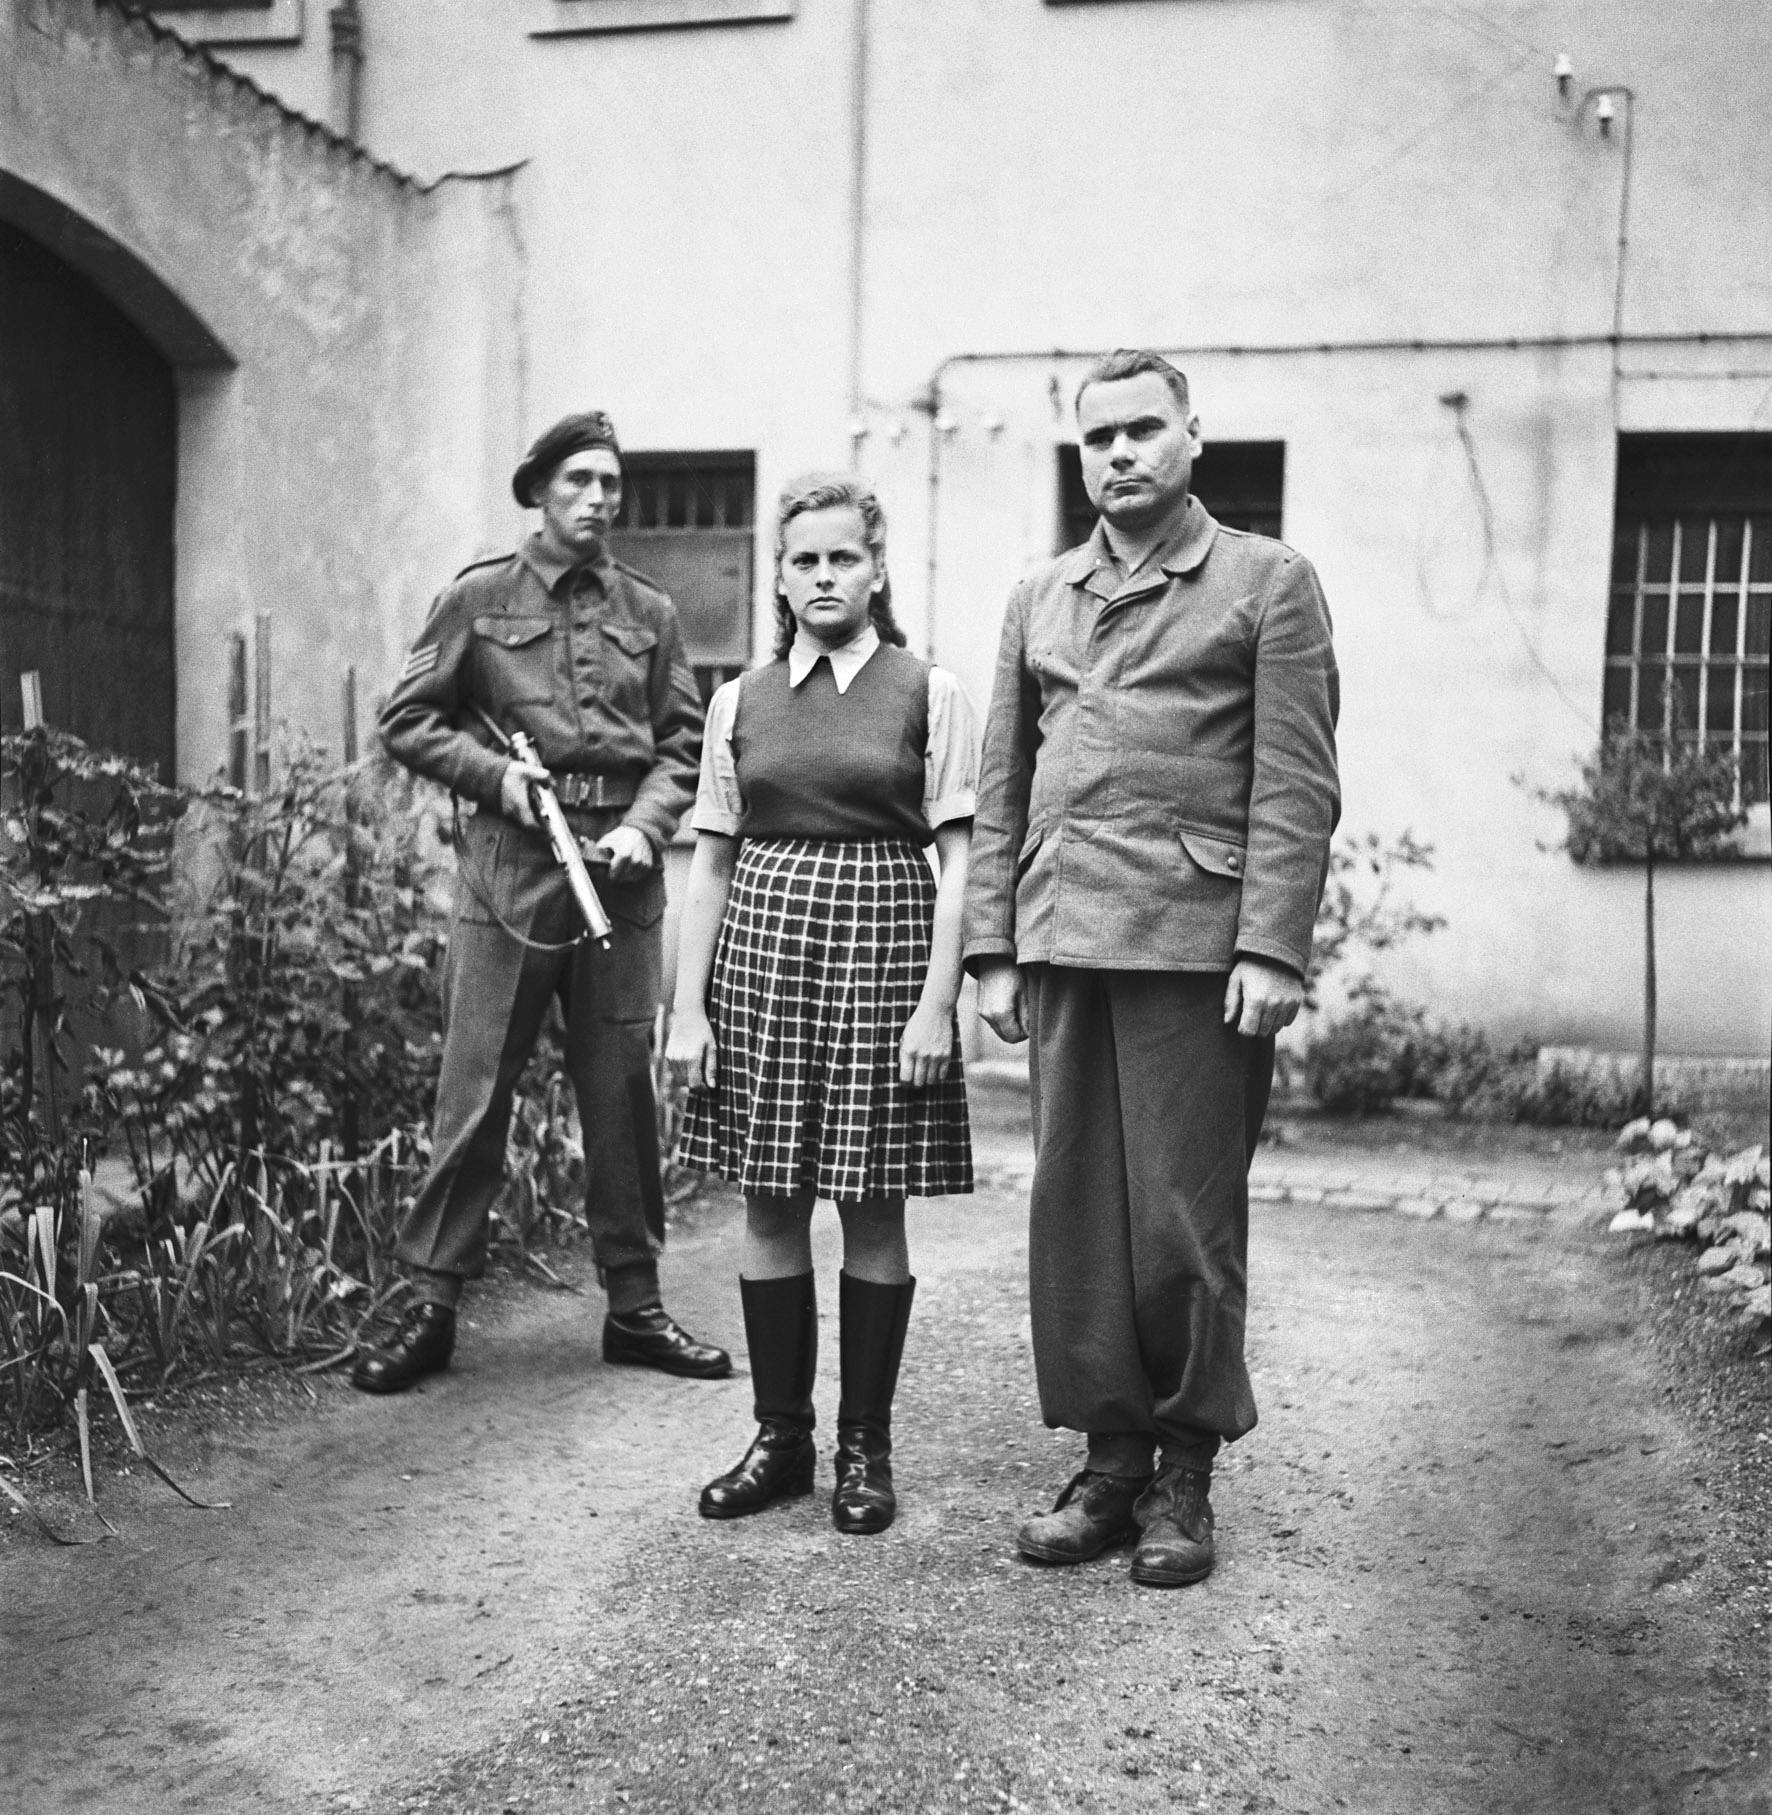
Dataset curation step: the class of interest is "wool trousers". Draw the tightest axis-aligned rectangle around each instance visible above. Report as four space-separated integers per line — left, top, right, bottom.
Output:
1024 965 1274 1469
396 809 666 1284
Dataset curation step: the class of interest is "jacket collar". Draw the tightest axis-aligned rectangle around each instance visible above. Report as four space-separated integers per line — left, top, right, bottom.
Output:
1059 495 1219 595
518 530 614 597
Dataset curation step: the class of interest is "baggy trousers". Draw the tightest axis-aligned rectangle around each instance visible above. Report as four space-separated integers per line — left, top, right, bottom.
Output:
1024 966 1274 1458
395 809 667 1283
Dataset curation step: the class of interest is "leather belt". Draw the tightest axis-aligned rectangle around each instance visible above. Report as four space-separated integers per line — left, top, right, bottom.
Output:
551 769 637 811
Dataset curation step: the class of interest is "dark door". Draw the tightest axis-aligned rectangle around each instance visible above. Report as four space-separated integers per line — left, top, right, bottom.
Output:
0 221 176 775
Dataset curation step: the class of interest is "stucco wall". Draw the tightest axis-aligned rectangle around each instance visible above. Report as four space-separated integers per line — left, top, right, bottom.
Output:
924 346 1772 1059
127 0 1772 1055
1 0 517 783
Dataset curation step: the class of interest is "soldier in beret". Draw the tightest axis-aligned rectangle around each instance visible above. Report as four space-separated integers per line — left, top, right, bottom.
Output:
354 411 731 1393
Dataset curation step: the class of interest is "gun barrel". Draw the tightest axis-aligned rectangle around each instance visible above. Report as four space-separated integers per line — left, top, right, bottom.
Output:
538 792 615 948
506 727 614 948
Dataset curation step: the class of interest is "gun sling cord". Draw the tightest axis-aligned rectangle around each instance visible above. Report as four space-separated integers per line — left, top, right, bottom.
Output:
449 793 613 956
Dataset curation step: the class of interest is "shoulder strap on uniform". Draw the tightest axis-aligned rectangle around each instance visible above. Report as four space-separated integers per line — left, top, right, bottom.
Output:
453 551 517 582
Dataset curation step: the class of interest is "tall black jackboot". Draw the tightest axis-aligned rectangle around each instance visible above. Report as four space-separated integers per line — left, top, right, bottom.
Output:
698 1273 818 1520
832 1272 916 1536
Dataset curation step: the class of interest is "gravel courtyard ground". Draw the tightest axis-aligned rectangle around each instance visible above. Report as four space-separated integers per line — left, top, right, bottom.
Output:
4 1081 1768 1815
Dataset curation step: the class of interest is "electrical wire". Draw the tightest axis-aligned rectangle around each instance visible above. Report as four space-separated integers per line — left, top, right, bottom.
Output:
1438 403 1597 731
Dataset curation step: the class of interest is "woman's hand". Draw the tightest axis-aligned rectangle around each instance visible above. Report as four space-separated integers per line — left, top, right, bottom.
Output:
667 1007 719 1090
898 1000 954 1089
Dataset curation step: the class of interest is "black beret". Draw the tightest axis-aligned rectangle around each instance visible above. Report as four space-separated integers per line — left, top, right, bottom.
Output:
511 411 621 507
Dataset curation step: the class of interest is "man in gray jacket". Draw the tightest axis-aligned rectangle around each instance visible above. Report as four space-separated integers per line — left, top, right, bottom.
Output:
963 349 1339 1587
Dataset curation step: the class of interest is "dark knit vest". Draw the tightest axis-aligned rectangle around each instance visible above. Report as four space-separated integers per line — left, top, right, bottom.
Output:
732 643 933 845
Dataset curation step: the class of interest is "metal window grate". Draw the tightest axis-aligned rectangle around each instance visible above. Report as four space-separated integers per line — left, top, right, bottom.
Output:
1603 436 1772 807
614 455 755 534
606 454 756 672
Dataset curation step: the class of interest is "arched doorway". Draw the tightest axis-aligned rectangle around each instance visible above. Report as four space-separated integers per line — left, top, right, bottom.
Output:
0 220 176 776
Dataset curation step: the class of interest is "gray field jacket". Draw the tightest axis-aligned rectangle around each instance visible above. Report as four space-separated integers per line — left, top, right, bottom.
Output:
962 499 1341 978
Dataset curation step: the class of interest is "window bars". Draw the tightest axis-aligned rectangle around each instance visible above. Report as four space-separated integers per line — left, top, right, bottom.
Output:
1603 512 1772 807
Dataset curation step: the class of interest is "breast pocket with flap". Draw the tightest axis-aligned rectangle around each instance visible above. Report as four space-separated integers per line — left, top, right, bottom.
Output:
472 615 555 707
597 621 660 713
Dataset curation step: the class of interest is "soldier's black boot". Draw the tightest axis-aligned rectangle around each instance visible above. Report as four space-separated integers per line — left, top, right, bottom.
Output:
351 1302 456 1395
603 1304 734 1378
831 1272 916 1537
699 1274 818 1519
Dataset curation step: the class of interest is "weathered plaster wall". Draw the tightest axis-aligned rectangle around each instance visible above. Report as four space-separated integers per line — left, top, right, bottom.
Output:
1 0 516 782
140 0 1772 1054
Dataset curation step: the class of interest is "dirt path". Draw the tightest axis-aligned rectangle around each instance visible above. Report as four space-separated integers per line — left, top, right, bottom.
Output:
5 1087 1767 1815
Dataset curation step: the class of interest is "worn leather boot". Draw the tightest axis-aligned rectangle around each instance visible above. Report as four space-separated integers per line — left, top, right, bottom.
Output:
1129 1463 1216 1586
831 1272 916 1536
1016 1470 1152 1564
351 1302 456 1395
699 1274 817 1519
603 1304 733 1379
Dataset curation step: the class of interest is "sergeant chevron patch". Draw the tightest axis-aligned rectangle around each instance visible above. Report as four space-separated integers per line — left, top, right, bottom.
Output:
398 643 439 683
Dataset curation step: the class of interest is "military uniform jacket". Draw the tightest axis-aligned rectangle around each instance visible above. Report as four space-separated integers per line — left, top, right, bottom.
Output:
379 533 703 853
962 498 1340 978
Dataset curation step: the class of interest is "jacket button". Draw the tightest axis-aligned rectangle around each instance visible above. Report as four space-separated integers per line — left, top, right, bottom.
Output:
1227 855 1241 870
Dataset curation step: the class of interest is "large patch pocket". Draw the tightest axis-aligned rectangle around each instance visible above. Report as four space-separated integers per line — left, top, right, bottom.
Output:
601 867 666 932
473 615 554 705
598 869 666 1022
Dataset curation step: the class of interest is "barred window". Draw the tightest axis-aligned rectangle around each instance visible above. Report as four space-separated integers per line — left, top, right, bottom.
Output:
607 453 755 703
1603 434 1772 807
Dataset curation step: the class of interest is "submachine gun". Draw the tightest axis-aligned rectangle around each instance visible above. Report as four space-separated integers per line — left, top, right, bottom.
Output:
469 704 614 950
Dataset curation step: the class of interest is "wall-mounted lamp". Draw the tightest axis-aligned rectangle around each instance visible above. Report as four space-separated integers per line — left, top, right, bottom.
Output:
980 412 1006 438
934 409 960 438
1594 93 1616 135
886 419 908 447
1553 52 1573 98
848 415 871 443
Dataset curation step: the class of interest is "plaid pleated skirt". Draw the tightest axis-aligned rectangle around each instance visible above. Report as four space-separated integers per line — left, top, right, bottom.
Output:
675 837 973 1201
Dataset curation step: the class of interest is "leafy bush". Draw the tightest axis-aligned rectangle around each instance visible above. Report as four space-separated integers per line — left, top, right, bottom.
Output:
1307 830 1445 1010
1469 1058 1658 1128
1298 829 1674 1129
1534 718 1745 1117
1300 984 1437 1112
0 727 178 1212
92 738 448 1195
0 721 703 1485
1299 982 1668 1127
1606 1131 1769 1330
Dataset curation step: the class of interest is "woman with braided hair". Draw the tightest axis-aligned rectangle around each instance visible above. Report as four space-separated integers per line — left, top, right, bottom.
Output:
668 472 977 1534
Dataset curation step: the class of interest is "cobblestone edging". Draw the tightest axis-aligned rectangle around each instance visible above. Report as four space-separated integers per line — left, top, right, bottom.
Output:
1247 1165 1610 1224
973 1157 1611 1225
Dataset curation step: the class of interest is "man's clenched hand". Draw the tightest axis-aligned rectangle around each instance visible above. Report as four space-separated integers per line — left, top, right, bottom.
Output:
977 959 1028 1045
1223 956 1304 1039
